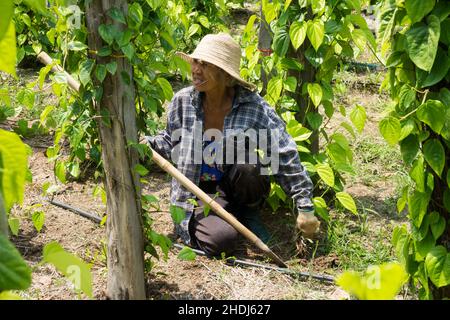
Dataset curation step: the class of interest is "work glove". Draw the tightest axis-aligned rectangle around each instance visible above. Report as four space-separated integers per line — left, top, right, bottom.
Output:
296 208 320 239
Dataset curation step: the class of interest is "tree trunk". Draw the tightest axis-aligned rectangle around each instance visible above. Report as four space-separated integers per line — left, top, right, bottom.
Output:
85 0 146 300
258 2 272 96
288 41 319 154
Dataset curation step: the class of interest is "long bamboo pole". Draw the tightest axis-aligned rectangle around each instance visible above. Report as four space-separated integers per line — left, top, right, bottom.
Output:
37 51 288 268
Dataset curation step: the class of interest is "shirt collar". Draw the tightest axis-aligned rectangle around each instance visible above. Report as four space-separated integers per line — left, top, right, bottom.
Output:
190 85 260 110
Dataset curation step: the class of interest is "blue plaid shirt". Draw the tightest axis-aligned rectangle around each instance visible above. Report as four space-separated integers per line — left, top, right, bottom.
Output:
146 85 313 245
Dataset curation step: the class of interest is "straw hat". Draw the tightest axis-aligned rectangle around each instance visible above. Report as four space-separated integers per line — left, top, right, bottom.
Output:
177 33 256 91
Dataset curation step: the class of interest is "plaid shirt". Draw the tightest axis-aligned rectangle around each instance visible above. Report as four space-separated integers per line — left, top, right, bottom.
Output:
147 85 313 245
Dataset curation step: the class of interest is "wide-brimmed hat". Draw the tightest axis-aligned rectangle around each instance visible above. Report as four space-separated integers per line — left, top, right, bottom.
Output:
177 33 256 91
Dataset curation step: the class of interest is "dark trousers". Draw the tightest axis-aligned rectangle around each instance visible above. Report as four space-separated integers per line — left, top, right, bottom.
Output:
189 164 270 256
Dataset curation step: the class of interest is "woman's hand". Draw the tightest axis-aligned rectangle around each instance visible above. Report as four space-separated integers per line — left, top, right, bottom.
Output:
296 209 320 239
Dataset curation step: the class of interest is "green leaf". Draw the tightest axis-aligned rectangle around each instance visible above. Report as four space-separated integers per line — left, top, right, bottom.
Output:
187 24 201 38
98 24 115 45
336 263 408 300
379 117 401 145
156 78 173 101
289 21 307 50
417 100 446 134
306 112 322 130
350 105 366 133
430 215 446 240
409 191 430 228
400 135 419 165
95 64 107 83
0 234 31 291
106 62 117 75
55 161 66 184
351 29 367 52
79 59 95 87
0 0 13 41
8 218 19 236
42 242 92 298
108 7 126 24
423 139 445 177
405 15 440 71
336 192 357 214
0 21 16 77
425 246 450 288
307 20 325 51
0 130 28 212
421 48 450 88
177 246 197 261
447 169 450 188
284 76 297 93
266 77 283 105
170 206 185 224
32 211 45 232
67 41 87 52
273 27 290 57
198 15 210 29
23 0 46 14
312 196 329 222
146 0 163 10
128 3 143 29
405 0 436 24
121 43 135 61
311 0 325 14
315 163 334 187
134 164 149 176
307 83 322 107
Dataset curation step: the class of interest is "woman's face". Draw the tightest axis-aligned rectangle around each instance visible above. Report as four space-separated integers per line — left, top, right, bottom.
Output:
191 59 226 92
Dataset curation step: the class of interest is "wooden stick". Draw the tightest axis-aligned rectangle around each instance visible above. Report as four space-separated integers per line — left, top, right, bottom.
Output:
37 51 287 268
37 51 80 92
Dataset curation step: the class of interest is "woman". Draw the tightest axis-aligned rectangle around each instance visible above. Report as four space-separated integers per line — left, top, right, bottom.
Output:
144 33 319 256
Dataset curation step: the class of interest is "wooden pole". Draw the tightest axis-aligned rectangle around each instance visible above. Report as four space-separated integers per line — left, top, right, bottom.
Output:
37 52 287 269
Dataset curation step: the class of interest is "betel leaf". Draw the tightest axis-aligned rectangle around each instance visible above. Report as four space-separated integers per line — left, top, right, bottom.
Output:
423 139 445 177
349 104 366 133
0 21 16 77
336 192 357 214
307 83 322 107
0 130 28 213
447 169 450 188
405 0 436 24
177 246 196 261
0 0 13 41
42 242 92 298
108 7 126 24
336 263 408 300
156 78 173 101
405 15 440 72
307 19 324 51
315 163 334 187
0 234 31 291
417 100 446 134
410 155 425 192
379 116 401 145
421 47 450 88
266 77 283 106
289 21 307 50
273 27 290 57
425 246 450 288
400 134 419 165
408 190 430 228
430 215 446 240
170 205 185 224
31 211 45 232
